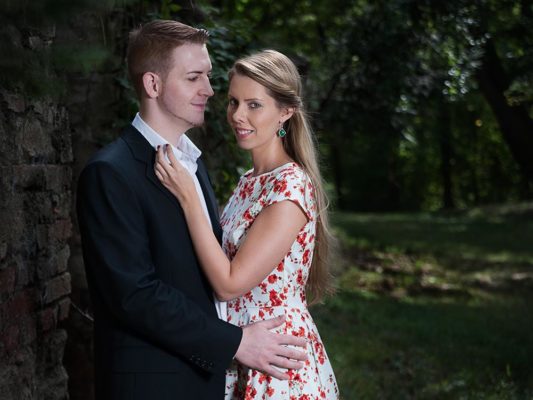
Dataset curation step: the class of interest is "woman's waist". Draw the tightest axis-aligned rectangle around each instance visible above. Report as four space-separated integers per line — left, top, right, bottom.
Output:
227 294 308 310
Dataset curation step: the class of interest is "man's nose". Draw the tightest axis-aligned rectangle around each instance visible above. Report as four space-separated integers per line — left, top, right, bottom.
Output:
201 78 214 97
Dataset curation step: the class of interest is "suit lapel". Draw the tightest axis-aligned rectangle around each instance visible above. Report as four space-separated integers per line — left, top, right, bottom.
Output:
122 125 222 240
121 125 184 212
196 158 223 243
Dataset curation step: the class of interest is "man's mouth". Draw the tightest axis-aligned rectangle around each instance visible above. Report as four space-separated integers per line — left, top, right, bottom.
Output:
192 103 207 110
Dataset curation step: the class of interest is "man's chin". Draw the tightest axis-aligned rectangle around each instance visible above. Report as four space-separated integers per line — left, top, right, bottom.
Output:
181 118 205 131
188 122 205 130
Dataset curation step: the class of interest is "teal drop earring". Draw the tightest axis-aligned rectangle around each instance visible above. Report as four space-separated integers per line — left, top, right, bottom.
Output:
277 122 287 138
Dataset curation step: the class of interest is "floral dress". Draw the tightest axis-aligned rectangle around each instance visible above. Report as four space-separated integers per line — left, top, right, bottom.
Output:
220 162 339 400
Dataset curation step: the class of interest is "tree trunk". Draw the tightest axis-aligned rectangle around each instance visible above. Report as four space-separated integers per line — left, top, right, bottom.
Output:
439 101 455 209
329 137 345 209
469 113 481 204
475 38 533 184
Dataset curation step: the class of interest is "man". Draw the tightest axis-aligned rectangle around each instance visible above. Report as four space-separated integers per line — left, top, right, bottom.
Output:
77 20 306 400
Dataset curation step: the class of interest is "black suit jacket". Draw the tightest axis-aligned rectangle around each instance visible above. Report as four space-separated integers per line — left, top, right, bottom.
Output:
77 125 242 400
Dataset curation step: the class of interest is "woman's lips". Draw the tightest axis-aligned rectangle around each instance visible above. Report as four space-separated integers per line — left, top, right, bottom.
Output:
235 128 254 138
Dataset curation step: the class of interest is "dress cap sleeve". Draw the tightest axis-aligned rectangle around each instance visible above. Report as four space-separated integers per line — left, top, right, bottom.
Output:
264 166 315 221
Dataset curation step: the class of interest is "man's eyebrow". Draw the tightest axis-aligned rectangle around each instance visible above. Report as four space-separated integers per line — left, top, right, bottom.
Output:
186 70 212 74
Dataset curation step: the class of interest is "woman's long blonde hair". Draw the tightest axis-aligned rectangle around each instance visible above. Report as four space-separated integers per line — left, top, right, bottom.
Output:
229 50 335 304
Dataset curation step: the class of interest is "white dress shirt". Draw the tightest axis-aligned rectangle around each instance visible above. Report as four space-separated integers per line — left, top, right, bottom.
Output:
132 113 227 320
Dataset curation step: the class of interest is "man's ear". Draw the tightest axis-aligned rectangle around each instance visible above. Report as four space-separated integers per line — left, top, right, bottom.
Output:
281 107 295 124
142 72 162 98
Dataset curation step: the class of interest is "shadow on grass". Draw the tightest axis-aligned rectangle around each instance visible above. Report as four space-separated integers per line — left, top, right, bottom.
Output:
332 211 533 265
313 291 533 400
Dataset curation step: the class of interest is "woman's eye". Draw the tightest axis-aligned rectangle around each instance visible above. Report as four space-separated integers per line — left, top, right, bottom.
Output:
188 76 199 82
228 99 237 107
249 102 261 109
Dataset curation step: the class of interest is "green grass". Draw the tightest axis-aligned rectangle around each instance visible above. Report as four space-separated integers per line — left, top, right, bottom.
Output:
332 206 533 264
312 203 533 399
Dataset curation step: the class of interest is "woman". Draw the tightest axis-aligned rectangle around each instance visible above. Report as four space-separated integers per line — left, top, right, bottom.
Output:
155 50 339 399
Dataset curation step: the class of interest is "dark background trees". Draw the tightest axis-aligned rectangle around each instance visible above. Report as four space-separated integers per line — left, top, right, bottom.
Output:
5 0 533 210
162 0 533 211
6 0 531 212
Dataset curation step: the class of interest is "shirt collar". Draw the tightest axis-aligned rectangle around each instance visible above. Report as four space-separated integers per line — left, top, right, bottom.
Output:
132 113 202 165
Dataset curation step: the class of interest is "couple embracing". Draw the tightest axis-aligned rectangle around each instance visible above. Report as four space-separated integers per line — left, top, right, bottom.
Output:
77 19 339 400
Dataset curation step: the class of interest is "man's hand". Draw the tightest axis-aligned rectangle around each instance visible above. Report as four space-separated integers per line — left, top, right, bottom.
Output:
235 315 307 380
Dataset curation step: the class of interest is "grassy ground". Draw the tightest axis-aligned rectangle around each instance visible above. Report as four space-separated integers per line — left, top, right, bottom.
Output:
312 203 533 399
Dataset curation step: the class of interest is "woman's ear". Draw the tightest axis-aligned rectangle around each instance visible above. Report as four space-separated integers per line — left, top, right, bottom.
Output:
281 107 295 123
142 72 162 98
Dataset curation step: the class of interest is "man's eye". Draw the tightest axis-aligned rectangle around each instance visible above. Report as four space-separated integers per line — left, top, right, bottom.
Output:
188 76 199 81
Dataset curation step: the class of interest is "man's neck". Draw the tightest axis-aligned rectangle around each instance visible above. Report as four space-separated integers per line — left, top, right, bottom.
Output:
139 108 186 147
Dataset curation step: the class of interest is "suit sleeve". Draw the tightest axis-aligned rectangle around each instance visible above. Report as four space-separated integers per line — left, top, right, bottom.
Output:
76 160 242 373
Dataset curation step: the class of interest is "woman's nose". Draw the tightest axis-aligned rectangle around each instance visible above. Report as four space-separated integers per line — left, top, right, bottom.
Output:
231 105 246 123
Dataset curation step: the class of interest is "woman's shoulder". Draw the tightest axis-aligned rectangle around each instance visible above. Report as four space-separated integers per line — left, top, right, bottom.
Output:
240 162 307 184
274 162 311 186
268 162 316 219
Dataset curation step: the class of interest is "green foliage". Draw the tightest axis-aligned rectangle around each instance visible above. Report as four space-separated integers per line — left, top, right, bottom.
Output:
205 0 533 211
159 0 182 18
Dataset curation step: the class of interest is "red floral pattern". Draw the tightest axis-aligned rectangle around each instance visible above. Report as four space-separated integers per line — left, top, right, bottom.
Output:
221 162 339 399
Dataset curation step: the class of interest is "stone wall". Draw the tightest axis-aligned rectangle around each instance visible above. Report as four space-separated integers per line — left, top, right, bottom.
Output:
0 26 72 400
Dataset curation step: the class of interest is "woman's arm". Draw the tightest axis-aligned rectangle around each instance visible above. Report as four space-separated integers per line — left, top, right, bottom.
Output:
155 145 307 301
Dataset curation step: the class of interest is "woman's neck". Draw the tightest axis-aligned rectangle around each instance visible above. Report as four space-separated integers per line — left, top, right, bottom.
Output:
251 146 292 176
